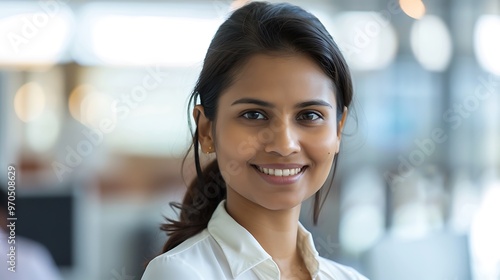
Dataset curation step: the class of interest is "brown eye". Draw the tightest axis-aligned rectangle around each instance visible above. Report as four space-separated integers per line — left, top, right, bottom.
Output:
242 111 267 120
297 111 322 121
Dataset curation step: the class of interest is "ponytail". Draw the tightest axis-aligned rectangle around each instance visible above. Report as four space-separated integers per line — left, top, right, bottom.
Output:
161 156 226 253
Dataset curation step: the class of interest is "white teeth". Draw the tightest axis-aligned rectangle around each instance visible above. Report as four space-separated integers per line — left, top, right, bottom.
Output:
256 166 303 177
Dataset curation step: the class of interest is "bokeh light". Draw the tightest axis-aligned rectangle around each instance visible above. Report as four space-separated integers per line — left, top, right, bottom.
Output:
326 12 398 71
399 0 426 19
411 15 452 71
474 15 500 75
14 81 46 122
0 4 74 66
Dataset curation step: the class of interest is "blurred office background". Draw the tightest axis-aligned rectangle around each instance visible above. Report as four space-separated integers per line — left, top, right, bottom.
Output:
0 0 499 279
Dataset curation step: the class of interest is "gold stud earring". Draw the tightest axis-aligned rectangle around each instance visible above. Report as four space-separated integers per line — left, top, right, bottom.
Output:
206 146 212 154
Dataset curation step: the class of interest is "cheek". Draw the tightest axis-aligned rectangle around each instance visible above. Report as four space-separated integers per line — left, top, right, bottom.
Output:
294 133 337 198
216 122 251 157
305 130 338 171
306 138 337 194
214 122 254 183
216 117 264 157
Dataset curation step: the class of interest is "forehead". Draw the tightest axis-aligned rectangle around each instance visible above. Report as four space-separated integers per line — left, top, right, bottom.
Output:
220 53 336 106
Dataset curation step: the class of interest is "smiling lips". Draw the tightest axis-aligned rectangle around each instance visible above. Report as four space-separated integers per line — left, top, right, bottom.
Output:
255 166 303 176
252 164 306 185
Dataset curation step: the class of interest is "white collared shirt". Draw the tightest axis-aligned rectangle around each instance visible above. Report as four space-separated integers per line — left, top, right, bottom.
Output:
142 201 369 280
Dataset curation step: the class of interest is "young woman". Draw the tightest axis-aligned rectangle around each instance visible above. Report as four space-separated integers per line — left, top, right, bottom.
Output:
142 2 368 279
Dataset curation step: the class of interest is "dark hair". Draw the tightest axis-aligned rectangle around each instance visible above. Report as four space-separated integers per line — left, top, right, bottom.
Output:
161 1 353 253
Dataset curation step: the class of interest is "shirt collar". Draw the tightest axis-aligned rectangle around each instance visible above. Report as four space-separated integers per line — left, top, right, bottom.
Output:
207 200 321 279
297 222 320 278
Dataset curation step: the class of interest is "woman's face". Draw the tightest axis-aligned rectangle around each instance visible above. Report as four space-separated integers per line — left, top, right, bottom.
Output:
198 53 346 211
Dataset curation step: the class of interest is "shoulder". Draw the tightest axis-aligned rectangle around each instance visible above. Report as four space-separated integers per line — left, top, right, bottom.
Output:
142 253 204 280
318 256 369 280
141 229 218 280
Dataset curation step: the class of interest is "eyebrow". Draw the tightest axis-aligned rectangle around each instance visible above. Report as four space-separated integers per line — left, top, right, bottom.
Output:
231 98 333 109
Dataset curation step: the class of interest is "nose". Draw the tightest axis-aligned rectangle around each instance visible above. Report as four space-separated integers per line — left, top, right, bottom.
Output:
263 120 301 156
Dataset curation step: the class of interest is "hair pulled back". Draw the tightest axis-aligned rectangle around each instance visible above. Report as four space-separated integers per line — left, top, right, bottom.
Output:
161 1 353 253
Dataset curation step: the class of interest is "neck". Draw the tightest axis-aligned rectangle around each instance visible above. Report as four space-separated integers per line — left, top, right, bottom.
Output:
225 189 302 261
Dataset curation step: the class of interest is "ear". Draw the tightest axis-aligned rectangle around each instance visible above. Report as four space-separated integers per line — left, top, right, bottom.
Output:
335 106 348 154
193 105 214 153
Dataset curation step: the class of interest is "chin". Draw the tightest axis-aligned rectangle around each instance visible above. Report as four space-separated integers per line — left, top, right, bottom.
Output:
253 195 304 211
